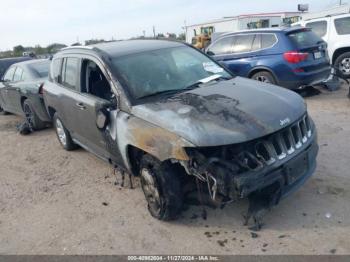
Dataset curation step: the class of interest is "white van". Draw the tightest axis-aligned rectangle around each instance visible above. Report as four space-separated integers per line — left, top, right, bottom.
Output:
294 13 350 78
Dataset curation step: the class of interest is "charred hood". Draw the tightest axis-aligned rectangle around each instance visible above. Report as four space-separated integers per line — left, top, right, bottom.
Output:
131 77 306 147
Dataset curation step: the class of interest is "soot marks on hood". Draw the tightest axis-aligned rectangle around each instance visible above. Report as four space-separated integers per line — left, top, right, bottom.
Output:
166 92 269 134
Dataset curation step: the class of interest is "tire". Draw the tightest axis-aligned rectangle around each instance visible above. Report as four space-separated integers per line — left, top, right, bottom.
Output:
251 71 277 85
139 154 184 221
53 113 77 151
334 52 350 79
23 99 46 130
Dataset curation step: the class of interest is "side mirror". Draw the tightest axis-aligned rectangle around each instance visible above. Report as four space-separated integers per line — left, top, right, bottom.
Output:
96 107 110 130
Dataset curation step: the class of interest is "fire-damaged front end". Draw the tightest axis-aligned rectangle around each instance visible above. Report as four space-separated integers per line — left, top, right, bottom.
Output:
181 114 318 202
126 77 318 225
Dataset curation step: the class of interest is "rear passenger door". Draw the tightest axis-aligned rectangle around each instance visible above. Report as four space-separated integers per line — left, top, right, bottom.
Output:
221 34 257 76
7 66 25 115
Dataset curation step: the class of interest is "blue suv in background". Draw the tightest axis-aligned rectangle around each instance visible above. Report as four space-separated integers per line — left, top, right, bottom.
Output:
206 27 331 89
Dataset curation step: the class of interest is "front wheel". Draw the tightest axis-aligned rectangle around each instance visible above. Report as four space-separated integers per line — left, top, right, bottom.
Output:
251 71 276 85
53 113 77 151
139 154 184 221
334 52 350 79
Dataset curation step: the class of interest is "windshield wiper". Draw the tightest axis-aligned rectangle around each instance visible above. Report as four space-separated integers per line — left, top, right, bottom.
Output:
138 75 232 99
138 89 183 99
183 75 232 91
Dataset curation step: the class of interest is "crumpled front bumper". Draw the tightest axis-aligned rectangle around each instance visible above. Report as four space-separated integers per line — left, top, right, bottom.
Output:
233 131 318 199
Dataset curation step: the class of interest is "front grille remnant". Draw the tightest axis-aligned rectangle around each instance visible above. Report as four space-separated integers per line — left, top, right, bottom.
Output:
184 114 314 177
255 115 312 165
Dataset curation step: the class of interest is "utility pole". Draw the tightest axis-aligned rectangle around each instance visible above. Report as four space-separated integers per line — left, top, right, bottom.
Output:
153 26 156 38
340 0 342 5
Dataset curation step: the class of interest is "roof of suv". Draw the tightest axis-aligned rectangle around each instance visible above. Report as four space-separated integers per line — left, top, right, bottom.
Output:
220 26 305 37
61 40 185 58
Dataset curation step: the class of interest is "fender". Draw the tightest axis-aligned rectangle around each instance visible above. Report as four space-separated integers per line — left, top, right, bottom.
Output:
248 66 279 84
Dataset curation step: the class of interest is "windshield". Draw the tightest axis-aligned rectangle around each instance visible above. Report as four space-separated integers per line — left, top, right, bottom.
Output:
111 46 232 99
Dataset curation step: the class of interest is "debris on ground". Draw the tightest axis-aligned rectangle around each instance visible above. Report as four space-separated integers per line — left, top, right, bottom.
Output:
102 202 109 206
16 121 33 135
250 232 259 238
330 249 337 254
325 213 332 219
217 239 228 247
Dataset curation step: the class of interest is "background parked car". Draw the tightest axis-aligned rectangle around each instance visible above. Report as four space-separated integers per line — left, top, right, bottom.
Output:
0 59 51 130
294 13 350 79
0 56 32 80
205 27 331 90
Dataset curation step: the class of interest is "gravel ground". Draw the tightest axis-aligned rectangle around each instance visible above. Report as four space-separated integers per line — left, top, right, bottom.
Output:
0 84 349 255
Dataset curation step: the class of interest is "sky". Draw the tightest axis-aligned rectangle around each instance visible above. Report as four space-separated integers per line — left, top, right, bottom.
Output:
0 0 347 50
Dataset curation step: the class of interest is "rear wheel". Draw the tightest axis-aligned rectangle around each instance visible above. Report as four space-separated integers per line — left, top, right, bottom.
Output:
53 113 77 151
23 99 46 130
334 52 350 79
251 71 276 85
139 154 184 221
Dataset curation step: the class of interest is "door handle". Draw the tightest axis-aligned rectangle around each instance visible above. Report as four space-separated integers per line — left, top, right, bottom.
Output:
76 102 86 110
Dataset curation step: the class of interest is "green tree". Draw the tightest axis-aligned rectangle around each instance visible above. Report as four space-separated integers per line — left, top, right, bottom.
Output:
13 45 25 56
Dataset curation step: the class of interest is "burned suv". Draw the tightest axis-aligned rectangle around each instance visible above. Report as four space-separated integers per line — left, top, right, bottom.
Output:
43 40 318 221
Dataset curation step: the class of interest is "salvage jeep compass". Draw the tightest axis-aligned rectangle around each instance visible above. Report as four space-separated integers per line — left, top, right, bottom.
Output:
43 40 318 222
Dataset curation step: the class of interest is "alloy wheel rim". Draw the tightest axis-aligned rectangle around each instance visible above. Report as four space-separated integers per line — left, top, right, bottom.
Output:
256 75 271 83
56 118 67 146
339 58 350 75
140 168 161 214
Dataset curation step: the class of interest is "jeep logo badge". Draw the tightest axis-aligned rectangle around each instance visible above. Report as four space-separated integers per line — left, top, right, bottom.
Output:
280 118 291 126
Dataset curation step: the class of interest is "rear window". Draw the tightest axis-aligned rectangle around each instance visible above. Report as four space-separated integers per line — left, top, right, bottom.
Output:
287 29 323 48
30 61 50 78
261 34 277 49
334 17 350 35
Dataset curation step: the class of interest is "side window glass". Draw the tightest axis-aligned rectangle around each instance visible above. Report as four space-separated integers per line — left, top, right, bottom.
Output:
81 60 113 100
13 67 23 82
232 34 255 53
51 58 62 83
207 36 235 55
306 21 327 37
252 34 261 51
334 17 350 35
261 34 277 49
62 58 79 90
3 67 16 81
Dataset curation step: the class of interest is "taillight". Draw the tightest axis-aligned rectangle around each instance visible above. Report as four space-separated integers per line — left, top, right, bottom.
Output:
283 51 308 64
38 83 44 94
